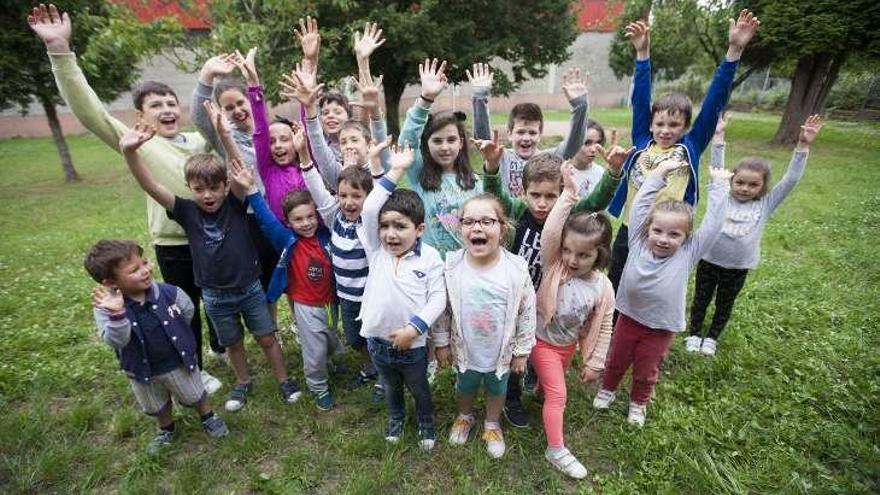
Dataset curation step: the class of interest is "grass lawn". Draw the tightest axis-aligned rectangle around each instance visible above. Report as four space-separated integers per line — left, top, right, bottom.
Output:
1 109 878 494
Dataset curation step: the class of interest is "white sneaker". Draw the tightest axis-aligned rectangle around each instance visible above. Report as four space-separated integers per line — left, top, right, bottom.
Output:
545 447 588 479
426 359 438 385
482 424 506 458
627 402 646 427
700 338 718 356
448 414 475 445
592 389 616 410
200 370 223 395
685 335 702 353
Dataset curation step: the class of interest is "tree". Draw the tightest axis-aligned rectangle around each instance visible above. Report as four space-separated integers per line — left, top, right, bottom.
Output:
189 0 580 137
0 1 181 182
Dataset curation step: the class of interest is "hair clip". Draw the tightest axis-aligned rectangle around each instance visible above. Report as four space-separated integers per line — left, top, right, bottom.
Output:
453 111 467 122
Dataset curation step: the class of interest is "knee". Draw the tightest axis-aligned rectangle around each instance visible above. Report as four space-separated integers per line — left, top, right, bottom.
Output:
255 334 277 349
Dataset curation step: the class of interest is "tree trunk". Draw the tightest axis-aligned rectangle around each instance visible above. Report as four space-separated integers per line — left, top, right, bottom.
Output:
41 99 80 182
384 80 404 140
774 53 845 144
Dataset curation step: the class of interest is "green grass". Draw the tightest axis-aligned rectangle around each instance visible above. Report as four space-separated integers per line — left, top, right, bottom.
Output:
1 111 878 493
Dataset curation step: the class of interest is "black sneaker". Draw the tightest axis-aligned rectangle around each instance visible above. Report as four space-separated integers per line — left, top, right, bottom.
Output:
202 414 229 438
225 382 251 412
504 400 530 428
523 367 538 396
147 429 174 454
418 424 436 451
346 370 377 391
280 379 302 403
371 383 386 403
385 418 404 444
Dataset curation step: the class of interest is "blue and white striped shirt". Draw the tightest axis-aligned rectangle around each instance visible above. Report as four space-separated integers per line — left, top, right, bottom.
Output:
331 213 369 302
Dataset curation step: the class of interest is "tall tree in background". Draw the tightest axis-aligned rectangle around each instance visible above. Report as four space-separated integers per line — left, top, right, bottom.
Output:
192 0 579 136
0 1 180 182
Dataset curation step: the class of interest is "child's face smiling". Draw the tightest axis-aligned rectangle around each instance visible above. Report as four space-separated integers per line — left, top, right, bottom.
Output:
287 203 319 238
109 254 154 295
379 211 424 257
731 169 765 202
188 179 227 214
337 180 367 222
460 199 503 263
574 128 603 168
218 88 253 132
524 179 560 223
647 211 690 257
427 124 462 170
339 128 369 164
269 123 296 165
320 101 349 136
138 93 181 138
650 110 687 148
510 119 542 158
561 232 599 278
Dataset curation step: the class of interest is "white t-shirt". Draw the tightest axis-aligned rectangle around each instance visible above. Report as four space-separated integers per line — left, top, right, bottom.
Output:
571 164 606 199
538 274 603 347
460 257 510 372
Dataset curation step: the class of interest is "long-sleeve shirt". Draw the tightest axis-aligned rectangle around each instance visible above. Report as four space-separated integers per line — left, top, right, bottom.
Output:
305 116 391 191
704 149 809 269
398 100 483 257
248 85 307 223
357 176 447 348
616 173 730 332
50 52 211 246
472 87 588 196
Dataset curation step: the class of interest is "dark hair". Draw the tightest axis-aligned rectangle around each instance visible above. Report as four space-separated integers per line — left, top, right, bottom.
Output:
460 193 514 246
379 189 425 227
281 190 316 218
213 78 247 104
641 199 695 240
84 239 144 283
339 121 371 142
132 81 178 111
652 93 693 128
338 166 373 193
732 157 771 198
184 153 227 187
562 212 613 272
508 103 544 132
522 153 563 192
273 115 295 129
585 118 606 146
318 92 352 117
419 111 476 191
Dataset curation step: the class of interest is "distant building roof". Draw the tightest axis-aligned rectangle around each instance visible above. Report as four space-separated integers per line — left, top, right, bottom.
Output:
114 0 211 30
578 0 622 33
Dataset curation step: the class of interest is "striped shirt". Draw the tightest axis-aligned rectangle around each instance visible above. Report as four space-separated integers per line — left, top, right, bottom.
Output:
331 213 369 302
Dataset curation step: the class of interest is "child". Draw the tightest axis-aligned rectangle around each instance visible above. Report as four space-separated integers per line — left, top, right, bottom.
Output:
248 167 344 411
571 120 611 198
687 115 823 356
475 132 627 428
85 240 229 453
606 11 760 292
469 63 589 197
533 163 615 479
434 194 537 459
593 161 733 426
399 58 483 257
358 145 447 451
29 4 224 393
119 122 302 412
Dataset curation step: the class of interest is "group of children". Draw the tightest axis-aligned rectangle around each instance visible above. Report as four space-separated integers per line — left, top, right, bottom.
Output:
29 3 825 480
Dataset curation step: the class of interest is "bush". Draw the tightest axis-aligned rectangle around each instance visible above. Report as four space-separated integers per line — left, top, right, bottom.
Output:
655 69 710 103
826 72 878 111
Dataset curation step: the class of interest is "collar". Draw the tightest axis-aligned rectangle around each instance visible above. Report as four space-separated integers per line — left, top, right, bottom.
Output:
396 238 423 258
124 282 159 307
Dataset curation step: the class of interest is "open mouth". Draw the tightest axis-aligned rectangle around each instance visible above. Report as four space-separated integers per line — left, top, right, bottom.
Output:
273 150 291 163
233 112 249 123
469 237 488 247
159 115 177 125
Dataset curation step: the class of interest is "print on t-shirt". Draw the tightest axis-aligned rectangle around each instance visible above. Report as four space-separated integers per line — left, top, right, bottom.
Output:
630 145 688 191
202 219 229 250
307 256 325 282
461 263 509 372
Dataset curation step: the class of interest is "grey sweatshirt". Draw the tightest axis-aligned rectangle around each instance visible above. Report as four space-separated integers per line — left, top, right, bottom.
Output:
616 173 730 332
305 116 391 191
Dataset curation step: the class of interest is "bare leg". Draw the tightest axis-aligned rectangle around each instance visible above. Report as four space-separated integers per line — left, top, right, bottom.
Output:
226 340 251 385
256 334 289 383
457 393 476 415
156 403 174 429
485 394 505 423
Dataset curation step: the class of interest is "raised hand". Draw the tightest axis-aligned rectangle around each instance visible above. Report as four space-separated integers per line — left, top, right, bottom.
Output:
561 67 589 101
231 47 259 86
228 157 255 192
290 121 308 156
709 165 734 183
388 143 415 171
714 112 730 141
28 3 72 53
470 129 504 173
798 114 823 147
92 286 124 314
119 122 157 153
295 16 320 63
203 100 231 136
625 21 650 58
352 70 384 118
596 129 634 177
367 135 393 164
199 53 238 84
419 58 448 101
466 63 494 92
561 160 577 194
341 148 359 168
279 70 325 108
655 158 687 178
728 9 760 54
353 22 386 60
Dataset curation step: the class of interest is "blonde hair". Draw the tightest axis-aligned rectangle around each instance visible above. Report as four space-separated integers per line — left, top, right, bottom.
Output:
641 199 695 239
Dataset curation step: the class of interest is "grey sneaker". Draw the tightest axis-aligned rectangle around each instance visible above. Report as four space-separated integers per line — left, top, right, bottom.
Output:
147 429 174 454
201 414 229 438
225 382 251 412
280 379 302 403
315 390 335 411
385 418 404 444
371 383 386 404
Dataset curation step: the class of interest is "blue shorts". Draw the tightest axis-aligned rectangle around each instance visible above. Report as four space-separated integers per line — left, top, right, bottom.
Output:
202 280 275 347
456 369 509 397
339 298 365 350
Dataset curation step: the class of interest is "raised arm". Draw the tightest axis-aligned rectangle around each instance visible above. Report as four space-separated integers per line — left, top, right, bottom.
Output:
399 58 448 186
689 167 732 264
294 16 320 71
467 63 494 140
768 115 821 212
192 53 238 156
572 135 632 213
625 21 652 145
354 71 391 171
541 162 579 268
554 68 589 159
472 130 516 214
119 123 174 210
301 161 339 228
628 159 682 244
281 66 339 183
709 113 728 170
353 22 385 85
362 145 416 254
91 286 130 348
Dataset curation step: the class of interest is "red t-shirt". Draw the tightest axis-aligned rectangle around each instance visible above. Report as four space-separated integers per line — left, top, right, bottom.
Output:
287 236 334 306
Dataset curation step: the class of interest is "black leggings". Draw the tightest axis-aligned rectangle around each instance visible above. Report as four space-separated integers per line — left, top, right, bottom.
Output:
689 260 749 340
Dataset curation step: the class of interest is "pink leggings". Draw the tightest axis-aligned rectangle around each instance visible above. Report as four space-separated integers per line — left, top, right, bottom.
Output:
531 338 577 448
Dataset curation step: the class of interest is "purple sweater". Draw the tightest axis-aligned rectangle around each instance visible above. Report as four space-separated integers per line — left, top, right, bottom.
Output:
248 85 307 223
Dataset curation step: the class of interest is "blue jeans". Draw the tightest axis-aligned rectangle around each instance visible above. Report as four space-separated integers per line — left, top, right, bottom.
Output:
367 338 433 427
339 298 366 350
202 280 275 347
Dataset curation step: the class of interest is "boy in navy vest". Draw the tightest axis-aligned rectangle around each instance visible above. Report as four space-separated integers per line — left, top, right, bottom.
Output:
86 240 229 454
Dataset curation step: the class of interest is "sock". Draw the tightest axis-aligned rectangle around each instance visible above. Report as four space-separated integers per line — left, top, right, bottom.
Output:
484 420 501 430
547 445 566 455
160 421 175 433
200 411 215 422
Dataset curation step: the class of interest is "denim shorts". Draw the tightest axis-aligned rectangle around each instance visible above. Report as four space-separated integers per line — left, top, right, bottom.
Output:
456 369 509 397
202 279 275 347
339 298 365 350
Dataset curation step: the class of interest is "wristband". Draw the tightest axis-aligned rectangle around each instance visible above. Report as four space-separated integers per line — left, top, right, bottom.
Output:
371 172 385 180
420 94 435 103
299 161 314 172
